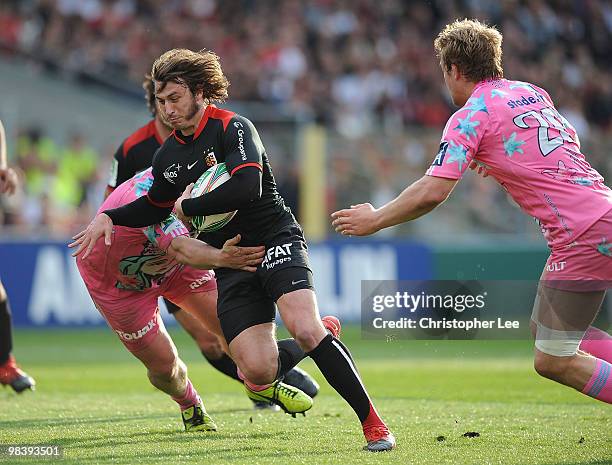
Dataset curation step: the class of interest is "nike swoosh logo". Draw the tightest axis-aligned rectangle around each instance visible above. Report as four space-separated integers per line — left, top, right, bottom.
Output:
291 280 307 286
187 161 199 170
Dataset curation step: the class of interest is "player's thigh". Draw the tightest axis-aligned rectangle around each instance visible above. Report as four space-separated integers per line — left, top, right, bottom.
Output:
172 306 224 351
162 266 217 319
276 288 327 343
171 290 223 339
531 283 605 357
171 291 227 354
257 223 324 341
531 283 605 332
214 266 278 378
87 289 164 354
221 301 278 366
0 278 5 301
215 267 276 344
162 266 222 340
264 265 326 348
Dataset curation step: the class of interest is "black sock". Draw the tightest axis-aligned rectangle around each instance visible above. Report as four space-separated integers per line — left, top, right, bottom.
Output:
276 338 307 379
0 298 13 365
202 352 241 382
202 339 306 384
308 334 372 423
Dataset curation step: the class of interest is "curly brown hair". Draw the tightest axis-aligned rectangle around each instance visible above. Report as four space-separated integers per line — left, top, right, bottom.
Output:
434 19 503 82
152 48 230 103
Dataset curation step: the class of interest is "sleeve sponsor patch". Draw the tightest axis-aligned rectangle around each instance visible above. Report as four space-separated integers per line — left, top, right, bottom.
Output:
431 141 448 167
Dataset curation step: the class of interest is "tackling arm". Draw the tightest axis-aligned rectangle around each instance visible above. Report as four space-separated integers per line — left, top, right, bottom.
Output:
166 236 223 269
331 175 457 236
167 234 264 272
373 175 458 228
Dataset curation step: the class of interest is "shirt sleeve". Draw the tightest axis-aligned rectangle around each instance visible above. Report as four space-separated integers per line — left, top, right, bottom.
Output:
144 213 189 251
181 166 261 217
426 96 490 180
222 115 264 176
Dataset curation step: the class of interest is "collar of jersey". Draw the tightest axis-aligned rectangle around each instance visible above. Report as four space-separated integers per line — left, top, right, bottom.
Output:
473 77 504 92
172 104 216 144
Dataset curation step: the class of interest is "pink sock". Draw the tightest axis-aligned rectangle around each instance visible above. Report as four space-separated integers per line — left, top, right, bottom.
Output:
579 327 612 363
582 358 612 403
172 379 201 411
236 367 272 392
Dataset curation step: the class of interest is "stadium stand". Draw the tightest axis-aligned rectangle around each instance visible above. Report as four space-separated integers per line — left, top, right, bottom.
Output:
0 0 609 238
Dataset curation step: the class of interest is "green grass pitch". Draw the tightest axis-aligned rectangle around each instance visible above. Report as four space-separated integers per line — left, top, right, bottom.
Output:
1 327 610 465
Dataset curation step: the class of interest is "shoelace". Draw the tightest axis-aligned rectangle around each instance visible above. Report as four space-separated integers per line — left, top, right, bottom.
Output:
364 426 390 442
193 405 204 417
273 382 298 400
184 405 204 423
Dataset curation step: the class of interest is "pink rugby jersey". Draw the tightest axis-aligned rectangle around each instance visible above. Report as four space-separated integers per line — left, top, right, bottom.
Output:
78 168 189 294
427 78 612 248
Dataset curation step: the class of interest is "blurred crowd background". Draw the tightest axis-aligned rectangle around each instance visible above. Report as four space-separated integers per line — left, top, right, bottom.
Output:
0 0 610 240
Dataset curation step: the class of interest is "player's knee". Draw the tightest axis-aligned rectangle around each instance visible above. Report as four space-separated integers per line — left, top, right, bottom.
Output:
239 354 278 385
148 366 174 385
198 338 225 360
293 326 325 352
147 354 181 382
195 327 224 351
533 352 573 382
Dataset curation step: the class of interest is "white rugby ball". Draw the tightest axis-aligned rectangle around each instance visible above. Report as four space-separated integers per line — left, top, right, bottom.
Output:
190 163 237 232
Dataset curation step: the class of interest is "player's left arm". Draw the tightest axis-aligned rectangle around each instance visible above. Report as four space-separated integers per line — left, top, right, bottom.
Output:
167 234 265 272
332 101 490 236
332 176 458 236
179 115 263 218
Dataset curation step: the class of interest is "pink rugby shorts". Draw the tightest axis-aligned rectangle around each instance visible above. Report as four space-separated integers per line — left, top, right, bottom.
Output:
541 209 612 291
84 266 216 352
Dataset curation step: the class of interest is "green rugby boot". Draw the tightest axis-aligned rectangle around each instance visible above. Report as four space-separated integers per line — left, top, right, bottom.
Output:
245 380 313 417
181 401 218 432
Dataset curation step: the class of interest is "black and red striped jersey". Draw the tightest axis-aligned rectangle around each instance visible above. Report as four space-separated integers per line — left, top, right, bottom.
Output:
107 119 164 192
108 105 294 248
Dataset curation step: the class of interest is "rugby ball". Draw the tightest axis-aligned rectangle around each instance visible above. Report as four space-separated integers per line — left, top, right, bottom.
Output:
190 163 237 232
